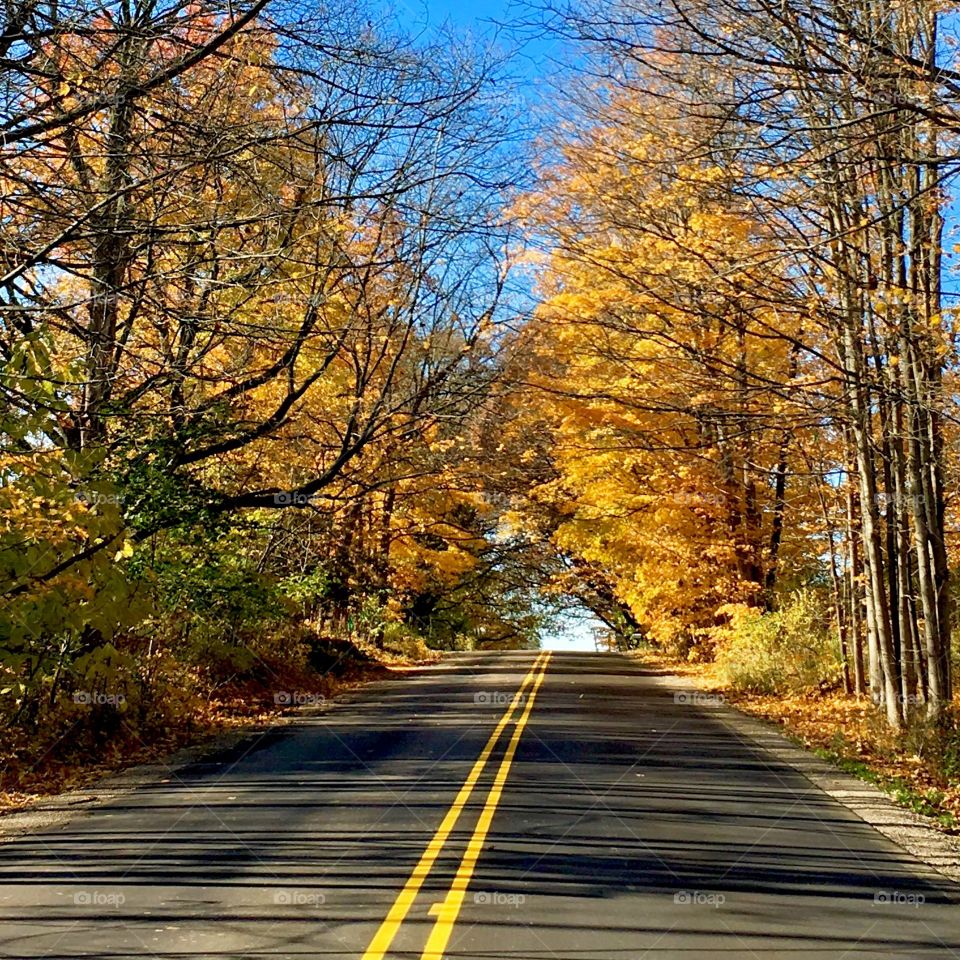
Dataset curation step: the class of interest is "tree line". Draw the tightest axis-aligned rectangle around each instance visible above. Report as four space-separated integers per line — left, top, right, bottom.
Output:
506 0 959 731
0 0 549 746
3 0 959 760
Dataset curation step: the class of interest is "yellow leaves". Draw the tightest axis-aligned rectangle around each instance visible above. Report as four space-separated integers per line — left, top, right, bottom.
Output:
114 540 135 561
510 85 827 647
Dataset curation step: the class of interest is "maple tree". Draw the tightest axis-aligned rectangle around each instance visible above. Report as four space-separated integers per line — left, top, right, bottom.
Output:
508 89 820 648
0 0 533 763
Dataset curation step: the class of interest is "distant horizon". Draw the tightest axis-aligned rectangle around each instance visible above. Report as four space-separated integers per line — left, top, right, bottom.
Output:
540 610 605 651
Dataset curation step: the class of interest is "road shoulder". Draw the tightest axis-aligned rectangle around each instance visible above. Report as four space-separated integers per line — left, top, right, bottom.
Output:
658 671 960 885
0 668 413 845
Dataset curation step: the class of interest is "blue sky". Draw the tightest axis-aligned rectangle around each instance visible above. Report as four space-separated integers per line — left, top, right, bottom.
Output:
388 0 564 91
408 1 602 652
395 0 960 309
388 0 535 38
390 0 518 28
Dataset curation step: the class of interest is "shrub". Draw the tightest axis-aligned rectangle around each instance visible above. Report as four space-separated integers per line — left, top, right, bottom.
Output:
380 622 434 660
713 591 841 694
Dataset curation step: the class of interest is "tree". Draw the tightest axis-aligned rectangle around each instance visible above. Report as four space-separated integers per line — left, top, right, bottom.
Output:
0 0 522 721
519 0 957 725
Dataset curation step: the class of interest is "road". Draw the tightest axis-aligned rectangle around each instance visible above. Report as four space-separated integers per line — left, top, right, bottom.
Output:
1 650 959 959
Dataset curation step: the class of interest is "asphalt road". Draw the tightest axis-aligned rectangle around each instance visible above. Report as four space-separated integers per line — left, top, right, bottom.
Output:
1 650 959 959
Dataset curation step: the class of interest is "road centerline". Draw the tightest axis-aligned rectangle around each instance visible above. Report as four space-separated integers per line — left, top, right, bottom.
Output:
421 651 552 960
360 651 548 960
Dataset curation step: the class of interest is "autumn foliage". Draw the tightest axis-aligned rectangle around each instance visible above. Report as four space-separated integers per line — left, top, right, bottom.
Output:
506 0 959 738
3 0 960 802
0 0 540 796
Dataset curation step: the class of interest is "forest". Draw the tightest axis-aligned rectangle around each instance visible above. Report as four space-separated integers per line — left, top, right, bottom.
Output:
2 0 960 810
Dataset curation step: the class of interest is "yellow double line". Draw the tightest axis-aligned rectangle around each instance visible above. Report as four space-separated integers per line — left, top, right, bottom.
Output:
362 651 552 960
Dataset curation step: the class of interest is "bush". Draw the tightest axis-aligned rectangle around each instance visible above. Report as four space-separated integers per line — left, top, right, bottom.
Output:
713 591 841 694
380 622 434 660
